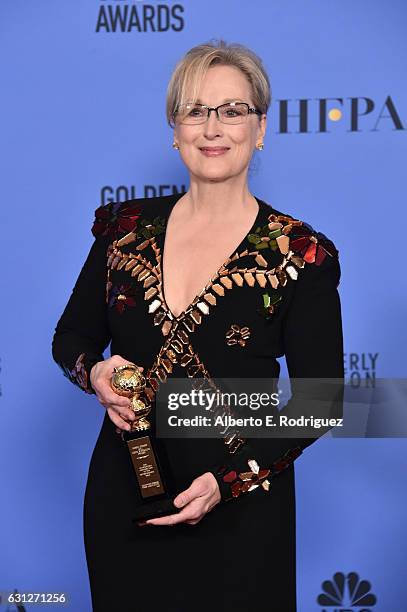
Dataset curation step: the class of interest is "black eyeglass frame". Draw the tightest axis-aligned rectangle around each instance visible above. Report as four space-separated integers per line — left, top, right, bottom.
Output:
171 101 263 127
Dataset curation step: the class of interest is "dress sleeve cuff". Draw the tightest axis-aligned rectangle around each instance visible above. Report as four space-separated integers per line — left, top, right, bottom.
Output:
210 446 303 503
59 352 101 395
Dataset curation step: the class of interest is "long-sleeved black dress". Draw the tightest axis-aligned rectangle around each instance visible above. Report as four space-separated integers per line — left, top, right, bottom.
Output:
52 192 344 612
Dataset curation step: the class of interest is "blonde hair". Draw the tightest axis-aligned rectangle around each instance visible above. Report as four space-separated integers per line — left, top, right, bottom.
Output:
166 39 271 127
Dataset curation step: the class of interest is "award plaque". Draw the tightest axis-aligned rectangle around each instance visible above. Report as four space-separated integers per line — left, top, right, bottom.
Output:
111 364 178 522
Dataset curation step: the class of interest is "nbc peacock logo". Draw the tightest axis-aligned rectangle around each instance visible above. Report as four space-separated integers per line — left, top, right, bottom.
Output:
317 571 377 611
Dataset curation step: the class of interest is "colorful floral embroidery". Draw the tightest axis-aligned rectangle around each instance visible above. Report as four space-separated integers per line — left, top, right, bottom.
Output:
225 324 251 347
267 214 338 266
92 201 143 240
60 352 92 394
108 284 138 314
247 213 337 266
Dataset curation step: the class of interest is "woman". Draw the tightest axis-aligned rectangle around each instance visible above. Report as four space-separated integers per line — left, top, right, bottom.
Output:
52 40 344 611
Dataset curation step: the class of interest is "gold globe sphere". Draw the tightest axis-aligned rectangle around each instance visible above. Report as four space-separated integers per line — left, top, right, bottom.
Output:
111 364 146 397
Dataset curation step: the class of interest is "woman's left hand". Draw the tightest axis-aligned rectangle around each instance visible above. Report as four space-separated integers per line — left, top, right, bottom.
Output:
140 472 221 526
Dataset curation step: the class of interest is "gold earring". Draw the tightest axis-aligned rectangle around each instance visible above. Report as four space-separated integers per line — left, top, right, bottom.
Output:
256 142 264 151
172 142 179 150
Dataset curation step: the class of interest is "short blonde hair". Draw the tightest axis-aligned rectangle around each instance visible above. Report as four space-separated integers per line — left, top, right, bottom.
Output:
166 39 271 127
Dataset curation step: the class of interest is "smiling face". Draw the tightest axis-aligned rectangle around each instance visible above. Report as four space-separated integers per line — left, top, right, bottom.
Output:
173 64 267 183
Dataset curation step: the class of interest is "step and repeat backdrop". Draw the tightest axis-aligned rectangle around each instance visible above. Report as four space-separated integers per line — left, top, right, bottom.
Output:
1 1 406 610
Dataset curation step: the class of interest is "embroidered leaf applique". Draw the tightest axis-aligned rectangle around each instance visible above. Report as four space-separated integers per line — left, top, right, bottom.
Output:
257 291 283 320
247 220 290 253
138 216 166 240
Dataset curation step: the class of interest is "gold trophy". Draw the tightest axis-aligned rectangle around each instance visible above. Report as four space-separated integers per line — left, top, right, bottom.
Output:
111 364 178 522
111 364 151 430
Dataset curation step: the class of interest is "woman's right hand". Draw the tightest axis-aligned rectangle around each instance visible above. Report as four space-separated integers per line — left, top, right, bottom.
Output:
90 355 144 433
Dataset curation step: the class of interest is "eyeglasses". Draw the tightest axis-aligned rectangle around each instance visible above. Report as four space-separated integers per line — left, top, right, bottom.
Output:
172 101 262 126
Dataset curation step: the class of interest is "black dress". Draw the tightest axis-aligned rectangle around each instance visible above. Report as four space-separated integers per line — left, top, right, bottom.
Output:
52 192 344 611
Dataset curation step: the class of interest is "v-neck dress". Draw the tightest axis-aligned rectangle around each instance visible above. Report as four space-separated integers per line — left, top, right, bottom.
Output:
52 192 344 612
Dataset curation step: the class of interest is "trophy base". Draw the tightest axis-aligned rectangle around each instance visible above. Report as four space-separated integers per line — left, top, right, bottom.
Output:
132 497 179 522
122 430 179 523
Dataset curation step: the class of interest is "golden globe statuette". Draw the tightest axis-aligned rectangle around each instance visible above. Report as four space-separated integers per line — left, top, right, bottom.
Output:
111 364 178 522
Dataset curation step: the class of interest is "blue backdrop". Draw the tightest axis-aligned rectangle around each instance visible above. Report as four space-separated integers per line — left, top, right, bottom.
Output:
1 1 406 610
